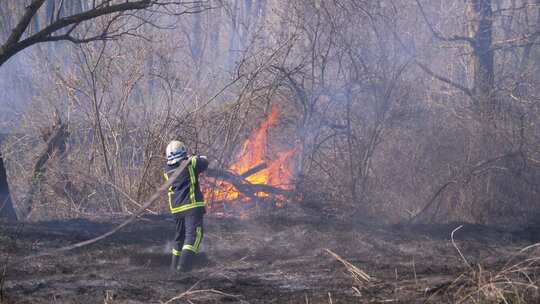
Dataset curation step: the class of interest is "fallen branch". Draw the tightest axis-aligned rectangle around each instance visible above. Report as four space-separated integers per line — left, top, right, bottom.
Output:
160 265 245 304
162 289 242 304
325 248 371 283
240 163 268 178
9 158 191 265
206 168 291 198
9 161 290 264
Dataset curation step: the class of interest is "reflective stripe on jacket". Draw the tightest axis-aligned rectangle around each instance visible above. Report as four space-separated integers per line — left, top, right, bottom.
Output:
164 156 208 214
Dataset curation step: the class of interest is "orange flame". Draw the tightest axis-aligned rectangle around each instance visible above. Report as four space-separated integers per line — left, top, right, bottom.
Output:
205 105 297 214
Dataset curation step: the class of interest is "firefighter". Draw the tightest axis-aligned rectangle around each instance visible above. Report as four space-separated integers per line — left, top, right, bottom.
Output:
163 140 209 272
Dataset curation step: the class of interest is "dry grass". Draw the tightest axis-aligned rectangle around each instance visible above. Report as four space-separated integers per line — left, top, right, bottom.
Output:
162 289 243 304
324 248 371 284
427 236 540 303
325 232 540 303
425 259 539 303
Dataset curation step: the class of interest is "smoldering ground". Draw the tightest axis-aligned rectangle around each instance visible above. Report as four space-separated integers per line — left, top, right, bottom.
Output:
2 209 540 304
2 0 540 303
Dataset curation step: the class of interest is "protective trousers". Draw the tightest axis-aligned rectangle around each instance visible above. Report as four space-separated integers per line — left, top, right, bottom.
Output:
171 208 204 272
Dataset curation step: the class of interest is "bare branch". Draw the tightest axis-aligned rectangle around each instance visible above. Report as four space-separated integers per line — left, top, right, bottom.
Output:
1 0 46 50
415 0 475 45
410 151 521 223
414 60 474 99
0 0 153 66
9 158 192 265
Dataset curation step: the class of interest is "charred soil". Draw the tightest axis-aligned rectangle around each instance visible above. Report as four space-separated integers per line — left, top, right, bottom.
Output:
1 211 540 303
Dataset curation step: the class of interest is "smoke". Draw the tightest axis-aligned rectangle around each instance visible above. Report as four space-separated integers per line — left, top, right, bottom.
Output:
0 50 35 130
0 1 538 225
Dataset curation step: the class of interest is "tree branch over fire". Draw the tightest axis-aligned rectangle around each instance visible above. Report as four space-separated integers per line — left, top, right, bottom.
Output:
202 105 298 214
206 167 292 198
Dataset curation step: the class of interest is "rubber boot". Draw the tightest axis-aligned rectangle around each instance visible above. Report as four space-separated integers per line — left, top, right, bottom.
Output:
178 251 195 273
170 255 179 272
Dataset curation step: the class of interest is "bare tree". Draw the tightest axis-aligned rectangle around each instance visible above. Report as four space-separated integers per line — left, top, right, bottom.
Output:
2 0 540 225
0 154 17 221
0 0 210 220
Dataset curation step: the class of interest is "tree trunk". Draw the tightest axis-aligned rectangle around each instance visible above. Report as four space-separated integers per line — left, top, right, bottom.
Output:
227 0 239 70
191 2 202 65
516 0 540 97
0 154 17 221
240 0 253 49
467 0 495 114
209 7 221 60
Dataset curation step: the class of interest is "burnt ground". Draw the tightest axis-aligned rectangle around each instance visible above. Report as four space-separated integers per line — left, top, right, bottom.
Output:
1 210 540 304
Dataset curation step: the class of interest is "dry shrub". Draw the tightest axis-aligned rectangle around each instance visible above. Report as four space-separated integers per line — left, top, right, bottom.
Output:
429 233 540 303
429 257 540 303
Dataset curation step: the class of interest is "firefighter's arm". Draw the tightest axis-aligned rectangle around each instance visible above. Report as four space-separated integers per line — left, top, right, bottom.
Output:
195 155 209 173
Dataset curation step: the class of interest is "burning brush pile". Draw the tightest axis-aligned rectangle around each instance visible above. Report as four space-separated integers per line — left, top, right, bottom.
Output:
204 106 298 218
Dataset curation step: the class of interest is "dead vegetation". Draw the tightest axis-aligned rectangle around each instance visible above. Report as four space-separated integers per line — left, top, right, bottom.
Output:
325 229 540 304
423 246 540 303
325 249 371 284
2 213 540 303
1 0 540 303
2 0 540 224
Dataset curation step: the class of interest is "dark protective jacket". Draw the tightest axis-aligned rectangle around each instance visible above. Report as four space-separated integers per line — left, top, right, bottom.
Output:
164 155 209 214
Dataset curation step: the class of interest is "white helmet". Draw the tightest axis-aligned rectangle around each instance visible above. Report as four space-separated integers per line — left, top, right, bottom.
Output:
166 140 187 165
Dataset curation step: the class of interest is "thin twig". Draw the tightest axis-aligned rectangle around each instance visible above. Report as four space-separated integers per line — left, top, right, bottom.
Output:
451 225 471 269
8 158 191 265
